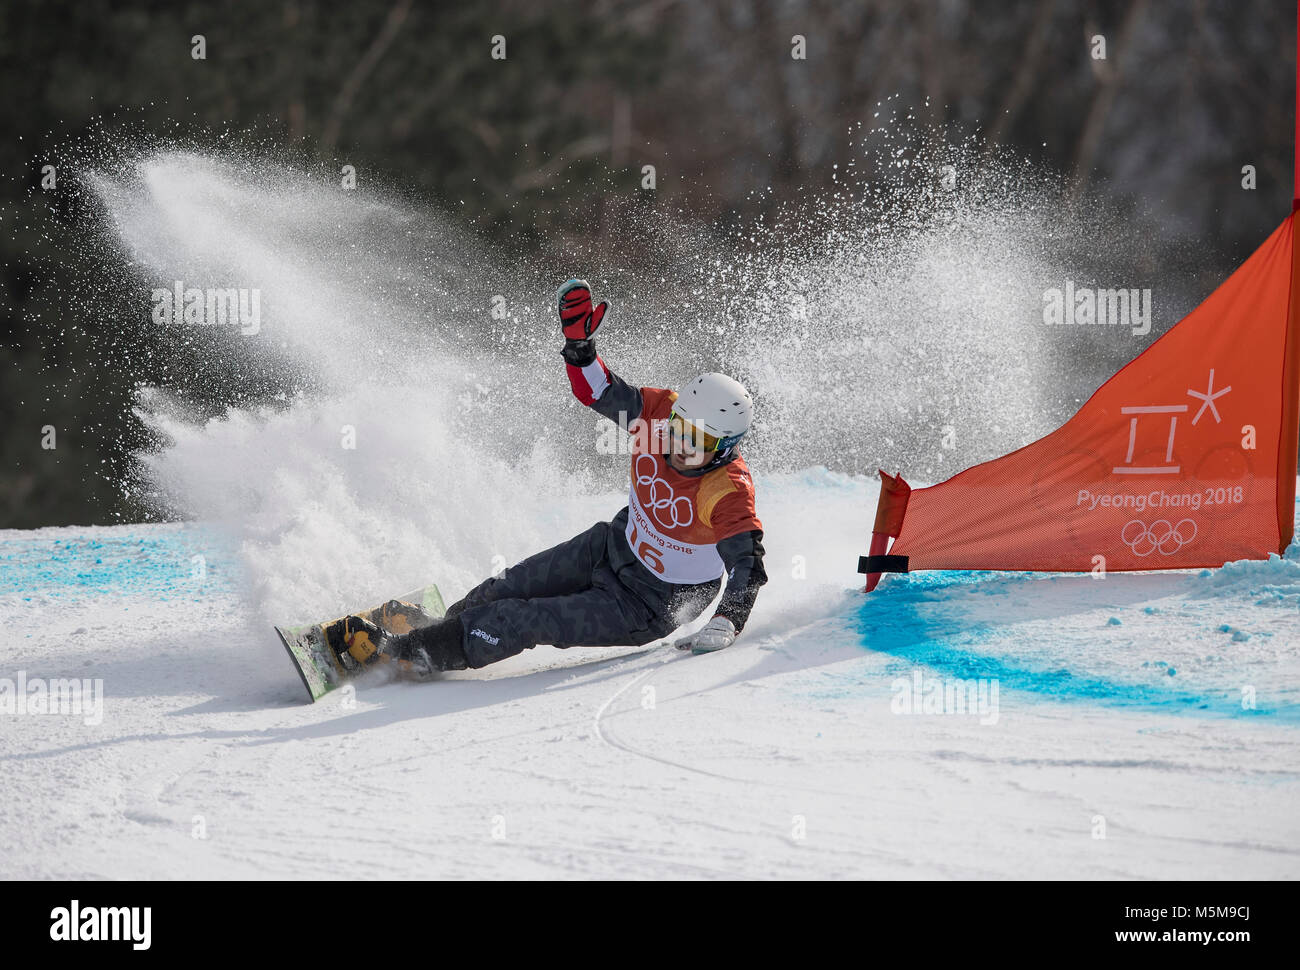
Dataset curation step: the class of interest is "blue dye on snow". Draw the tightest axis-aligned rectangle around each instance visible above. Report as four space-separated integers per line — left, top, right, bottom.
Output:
857 570 1300 724
0 527 239 600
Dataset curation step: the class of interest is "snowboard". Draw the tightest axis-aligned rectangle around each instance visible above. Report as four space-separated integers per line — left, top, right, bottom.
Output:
275 585 447 702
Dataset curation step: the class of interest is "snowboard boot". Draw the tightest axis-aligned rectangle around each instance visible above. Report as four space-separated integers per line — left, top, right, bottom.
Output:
324 614 390 675
386 617 469 680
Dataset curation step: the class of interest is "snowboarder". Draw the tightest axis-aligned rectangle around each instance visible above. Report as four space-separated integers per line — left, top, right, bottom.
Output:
327 279 767 677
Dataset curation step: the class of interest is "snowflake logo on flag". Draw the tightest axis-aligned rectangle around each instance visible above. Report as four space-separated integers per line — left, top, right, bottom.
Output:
1113 369 1231 475
1186 368 1231 425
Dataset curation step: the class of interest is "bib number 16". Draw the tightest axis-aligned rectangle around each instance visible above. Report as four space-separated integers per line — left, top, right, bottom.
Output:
629 525 665 574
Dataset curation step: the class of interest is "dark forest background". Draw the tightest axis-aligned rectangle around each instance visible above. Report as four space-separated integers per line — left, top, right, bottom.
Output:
1 0 1295 527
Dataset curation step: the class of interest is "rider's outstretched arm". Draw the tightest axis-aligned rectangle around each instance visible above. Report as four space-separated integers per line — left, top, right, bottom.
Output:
558 279 644 426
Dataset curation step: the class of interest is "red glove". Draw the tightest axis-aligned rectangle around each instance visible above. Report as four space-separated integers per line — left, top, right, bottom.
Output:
557 279 608 340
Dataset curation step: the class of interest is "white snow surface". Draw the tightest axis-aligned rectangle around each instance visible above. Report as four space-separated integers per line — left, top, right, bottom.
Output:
3 471 1298 880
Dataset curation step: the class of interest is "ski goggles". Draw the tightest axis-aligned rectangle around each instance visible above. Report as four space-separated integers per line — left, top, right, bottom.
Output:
668 410 741 453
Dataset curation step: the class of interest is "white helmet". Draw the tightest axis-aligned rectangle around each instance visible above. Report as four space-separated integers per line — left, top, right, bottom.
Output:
671 372 753 452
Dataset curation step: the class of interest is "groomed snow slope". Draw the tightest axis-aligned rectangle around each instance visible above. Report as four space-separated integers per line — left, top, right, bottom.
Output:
3 471 1297 879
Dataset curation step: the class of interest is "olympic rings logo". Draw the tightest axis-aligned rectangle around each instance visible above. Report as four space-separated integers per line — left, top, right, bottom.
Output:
634 454 694 529
1120 518 1197 557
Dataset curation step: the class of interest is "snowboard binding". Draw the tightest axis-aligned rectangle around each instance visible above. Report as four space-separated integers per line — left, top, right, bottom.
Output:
322 605 469 681
323 614 390 674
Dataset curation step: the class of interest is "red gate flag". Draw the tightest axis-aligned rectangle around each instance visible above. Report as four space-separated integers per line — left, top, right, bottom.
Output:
860 210 1300 587
860 2 1300 590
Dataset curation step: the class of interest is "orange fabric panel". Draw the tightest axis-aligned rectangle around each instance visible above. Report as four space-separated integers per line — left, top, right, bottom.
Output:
873 471 911 537
890 215 1298 573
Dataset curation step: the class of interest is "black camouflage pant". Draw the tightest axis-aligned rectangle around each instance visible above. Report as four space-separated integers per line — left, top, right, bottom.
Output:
450 511 721 668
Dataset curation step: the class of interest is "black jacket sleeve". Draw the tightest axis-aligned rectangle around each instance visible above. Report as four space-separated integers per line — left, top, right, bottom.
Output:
714 529 768 633
590 369 642 427
562 337 643 426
